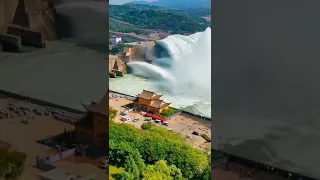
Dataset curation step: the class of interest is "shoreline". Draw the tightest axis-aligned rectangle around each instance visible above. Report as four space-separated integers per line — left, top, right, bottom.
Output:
108 89 212 121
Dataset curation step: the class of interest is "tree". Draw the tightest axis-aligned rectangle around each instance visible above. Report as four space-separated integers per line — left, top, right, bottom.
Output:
115 171 135 180
0 149 27 180
124 156 140 179
141 122 154 130
109 140 145 173
142 160 184 180
109 122 210 179
169 164 184 180
109 108 118 121
109 5 210 34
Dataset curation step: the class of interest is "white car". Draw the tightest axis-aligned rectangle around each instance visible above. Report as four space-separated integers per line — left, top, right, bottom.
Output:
121 116 134 123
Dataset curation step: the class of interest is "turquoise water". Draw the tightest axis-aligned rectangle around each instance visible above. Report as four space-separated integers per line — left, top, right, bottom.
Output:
109 74 211 118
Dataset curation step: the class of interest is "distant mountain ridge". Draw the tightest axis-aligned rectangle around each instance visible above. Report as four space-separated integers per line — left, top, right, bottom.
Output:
128 0 211 9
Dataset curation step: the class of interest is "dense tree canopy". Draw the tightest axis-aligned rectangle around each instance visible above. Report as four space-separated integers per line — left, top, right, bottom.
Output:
109 5 210 34
110 19 145 35
110 42 133 55
109 120 210 179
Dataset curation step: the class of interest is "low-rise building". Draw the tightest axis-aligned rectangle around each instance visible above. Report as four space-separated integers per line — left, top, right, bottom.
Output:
133 90 170 114
110 36 122 44
74 92 108 150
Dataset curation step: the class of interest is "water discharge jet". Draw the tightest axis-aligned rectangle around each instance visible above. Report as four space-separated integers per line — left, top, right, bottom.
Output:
122 28 211 116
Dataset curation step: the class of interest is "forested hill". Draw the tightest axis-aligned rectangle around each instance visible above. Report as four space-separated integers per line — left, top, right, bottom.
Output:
109 4 210 34
129 0 211 9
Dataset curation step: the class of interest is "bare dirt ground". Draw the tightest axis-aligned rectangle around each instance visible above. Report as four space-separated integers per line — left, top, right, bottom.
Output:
0 97 73 179
212 163 287 180
54 157 108 180
109 92 211 151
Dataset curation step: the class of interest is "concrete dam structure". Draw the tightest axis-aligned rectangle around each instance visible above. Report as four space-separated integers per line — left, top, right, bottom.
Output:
0 0 58 52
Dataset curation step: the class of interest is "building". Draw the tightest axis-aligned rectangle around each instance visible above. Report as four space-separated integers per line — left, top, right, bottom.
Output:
133 90 170 114
74 91 108 150
110 36 122 44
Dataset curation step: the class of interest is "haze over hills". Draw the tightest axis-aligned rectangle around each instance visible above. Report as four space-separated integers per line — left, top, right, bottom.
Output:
129 0 211 9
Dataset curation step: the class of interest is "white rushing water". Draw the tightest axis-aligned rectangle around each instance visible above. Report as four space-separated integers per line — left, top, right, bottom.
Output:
110 27 211 117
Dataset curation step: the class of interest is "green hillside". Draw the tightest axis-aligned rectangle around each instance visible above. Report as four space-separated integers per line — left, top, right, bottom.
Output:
109 4 210 34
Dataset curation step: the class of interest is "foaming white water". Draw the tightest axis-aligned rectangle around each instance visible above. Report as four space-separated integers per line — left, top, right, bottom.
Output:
129 28 211 101
118 28 211 117
169 27 211 100
127 61 176 84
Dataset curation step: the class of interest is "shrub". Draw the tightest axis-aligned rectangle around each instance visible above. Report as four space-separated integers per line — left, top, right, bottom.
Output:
141 122 154 130
201 134 211 142
160 107 178 118
109 108 118 121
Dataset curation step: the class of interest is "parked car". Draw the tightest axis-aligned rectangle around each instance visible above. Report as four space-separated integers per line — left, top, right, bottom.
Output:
192 131 201 136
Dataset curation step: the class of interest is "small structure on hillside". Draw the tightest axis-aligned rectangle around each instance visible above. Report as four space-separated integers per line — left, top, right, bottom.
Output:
133 90 170 114
74 91 108 150
110 36 122 44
